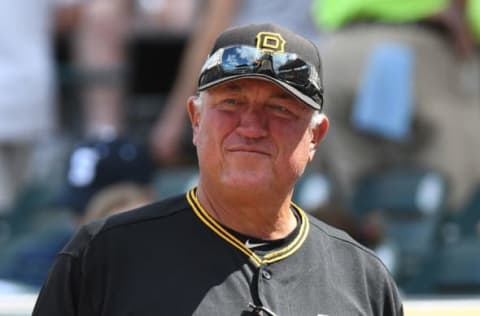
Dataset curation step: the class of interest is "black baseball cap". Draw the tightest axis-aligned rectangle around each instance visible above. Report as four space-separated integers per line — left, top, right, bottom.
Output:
197 23 324 111
56 137 155 214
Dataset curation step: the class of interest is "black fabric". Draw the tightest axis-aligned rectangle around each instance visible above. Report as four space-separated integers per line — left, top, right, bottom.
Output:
33 193 403 316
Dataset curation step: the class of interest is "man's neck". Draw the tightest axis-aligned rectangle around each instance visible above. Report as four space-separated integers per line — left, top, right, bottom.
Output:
195 184 297 240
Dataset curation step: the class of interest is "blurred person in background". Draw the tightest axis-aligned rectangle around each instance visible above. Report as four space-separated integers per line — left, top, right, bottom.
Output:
73 0 197 140
55 136 155 214
0 0 83 214
149 0 324 165
81 182 153 224
311 0 480 210
0 136 155 288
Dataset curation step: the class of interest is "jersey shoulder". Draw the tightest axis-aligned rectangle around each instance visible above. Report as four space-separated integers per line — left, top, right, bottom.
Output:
61 194 190 257
307 214 404 315
307 214 386 268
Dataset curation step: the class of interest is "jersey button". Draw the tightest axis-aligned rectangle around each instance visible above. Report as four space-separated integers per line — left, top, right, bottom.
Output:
261 270 272 280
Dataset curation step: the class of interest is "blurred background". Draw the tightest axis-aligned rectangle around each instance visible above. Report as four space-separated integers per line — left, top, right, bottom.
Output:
0 0 479 314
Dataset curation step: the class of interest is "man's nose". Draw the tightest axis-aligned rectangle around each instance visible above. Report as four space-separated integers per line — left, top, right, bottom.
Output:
236 109 268 139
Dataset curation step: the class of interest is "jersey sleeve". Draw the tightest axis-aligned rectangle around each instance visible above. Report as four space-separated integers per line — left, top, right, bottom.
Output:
32 222 103 316
32 254 82 316
382 271 405 316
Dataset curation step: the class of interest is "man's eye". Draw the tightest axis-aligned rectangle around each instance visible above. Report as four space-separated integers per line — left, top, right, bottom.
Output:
217 98 243 111
219 98 241 107
270 104 292 114
224 98 238 105
272 105 287 111
268 103 300 119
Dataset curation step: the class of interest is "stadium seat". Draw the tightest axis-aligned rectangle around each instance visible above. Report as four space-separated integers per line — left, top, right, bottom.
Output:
1 183 57 243
350 167 449 287
450 185 480 239
432 237 480 294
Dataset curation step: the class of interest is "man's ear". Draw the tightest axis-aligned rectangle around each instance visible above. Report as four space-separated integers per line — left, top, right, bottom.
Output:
309 113 329 160
187 96 201 146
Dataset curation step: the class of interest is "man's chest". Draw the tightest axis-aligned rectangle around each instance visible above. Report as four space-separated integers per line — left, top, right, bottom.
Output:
88 259 368 316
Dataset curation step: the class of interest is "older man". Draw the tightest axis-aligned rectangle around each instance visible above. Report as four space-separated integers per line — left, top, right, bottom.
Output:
33 23 403 316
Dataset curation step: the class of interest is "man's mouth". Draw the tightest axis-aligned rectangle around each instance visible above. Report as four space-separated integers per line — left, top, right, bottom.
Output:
226 146 271 156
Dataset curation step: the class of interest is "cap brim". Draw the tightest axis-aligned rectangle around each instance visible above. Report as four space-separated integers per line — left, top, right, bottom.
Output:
198 74 321 111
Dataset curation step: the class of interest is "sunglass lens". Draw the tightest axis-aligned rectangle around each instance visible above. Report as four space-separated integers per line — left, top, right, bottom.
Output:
222 46 261 72
273 55 310 86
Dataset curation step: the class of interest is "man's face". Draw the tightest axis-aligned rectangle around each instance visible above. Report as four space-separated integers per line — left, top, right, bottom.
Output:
188 78 328 194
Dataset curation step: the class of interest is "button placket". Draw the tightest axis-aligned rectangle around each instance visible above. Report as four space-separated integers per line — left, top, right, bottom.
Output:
253 265 276 314
247 267 278 316
261 269 272 280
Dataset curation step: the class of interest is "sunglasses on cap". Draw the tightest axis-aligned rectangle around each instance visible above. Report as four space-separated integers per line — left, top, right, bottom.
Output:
198 45 324 111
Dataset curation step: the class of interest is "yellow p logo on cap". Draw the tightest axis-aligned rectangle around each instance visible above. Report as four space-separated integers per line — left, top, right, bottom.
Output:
256 32 286 53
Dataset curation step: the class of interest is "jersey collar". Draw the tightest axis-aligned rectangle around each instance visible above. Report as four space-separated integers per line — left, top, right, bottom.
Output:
186 188 310 267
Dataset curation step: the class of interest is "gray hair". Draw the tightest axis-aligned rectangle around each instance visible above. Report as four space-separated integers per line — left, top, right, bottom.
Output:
309 111 324 128
192 94 203 109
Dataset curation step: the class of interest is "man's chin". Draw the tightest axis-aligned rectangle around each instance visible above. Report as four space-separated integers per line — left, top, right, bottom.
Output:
221 171 273 191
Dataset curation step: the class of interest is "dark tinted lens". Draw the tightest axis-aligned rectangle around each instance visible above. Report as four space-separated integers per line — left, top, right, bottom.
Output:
222 46 262 72
272 54 310 86
198 66 224 87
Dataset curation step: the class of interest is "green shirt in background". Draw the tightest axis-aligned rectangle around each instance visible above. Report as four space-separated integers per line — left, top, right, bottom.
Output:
312 0 480 42
467 0 480 42
312 0 448 30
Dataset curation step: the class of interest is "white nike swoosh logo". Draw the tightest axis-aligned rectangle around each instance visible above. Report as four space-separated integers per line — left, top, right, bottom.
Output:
245 239 270 248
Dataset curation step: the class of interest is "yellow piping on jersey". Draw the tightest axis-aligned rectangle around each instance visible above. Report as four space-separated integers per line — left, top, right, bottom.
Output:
186 188 310 267
263 202 309 263
187 189 263 266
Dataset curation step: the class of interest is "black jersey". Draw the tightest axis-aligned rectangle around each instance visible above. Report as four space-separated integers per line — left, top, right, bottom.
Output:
33 189 403 316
